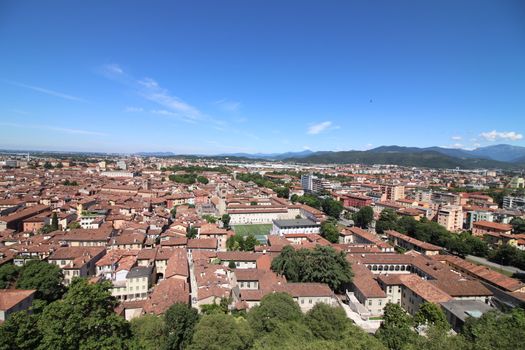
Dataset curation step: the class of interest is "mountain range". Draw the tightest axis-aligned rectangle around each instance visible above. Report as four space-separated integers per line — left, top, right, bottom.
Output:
137 144 525 169
215 144 525 169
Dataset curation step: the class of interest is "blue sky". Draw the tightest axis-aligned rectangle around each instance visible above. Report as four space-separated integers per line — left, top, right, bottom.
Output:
1 0 524 154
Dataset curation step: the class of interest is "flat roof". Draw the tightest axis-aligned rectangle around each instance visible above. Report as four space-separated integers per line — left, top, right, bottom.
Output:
440 300 493 322
272 219 320 228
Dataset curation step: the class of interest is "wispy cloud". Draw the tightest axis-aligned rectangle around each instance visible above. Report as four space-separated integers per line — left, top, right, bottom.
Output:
104 64 124 75
307 121 338 135
124 106 143 112
0 122 107 136
101 64 218 125
214 99 241 112
451 136 462 141
480 130 523 141
5 80 85 102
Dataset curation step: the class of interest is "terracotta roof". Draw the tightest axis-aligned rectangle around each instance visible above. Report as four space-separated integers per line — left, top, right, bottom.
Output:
0 289 36 310
143 279 190 315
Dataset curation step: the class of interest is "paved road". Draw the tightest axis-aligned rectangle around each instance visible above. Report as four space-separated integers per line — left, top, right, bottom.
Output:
466 255 525 275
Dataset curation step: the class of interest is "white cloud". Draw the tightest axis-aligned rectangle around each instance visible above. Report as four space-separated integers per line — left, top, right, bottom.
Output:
124 106 143 112
451 136 462 141
451 143 464 149
6 81 84 102
214 99 241 112
0 122 107 136
101 63 224 126
104 64 124 75
308 121 333 135
480 130 523 141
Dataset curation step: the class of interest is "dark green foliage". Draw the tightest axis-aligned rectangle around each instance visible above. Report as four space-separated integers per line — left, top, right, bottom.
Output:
413 302 449 330
16 260 64 303
37 279 130 349
295 194 322 209
164 303 200 350
321 198 343 218
304 303 348 340
320 220 339 243
188 314 254 350
51 212 59 231
186 226 198 239
130 314 166 350
352 206 374 229
510 217 525 233
375 209 399 234
0 311 42 350
271 245 353 292
169 174 197 184
0 263 20 289
376 303 418 350
247 293 303 333
227 234 260 251
196 175 209 184
489 244 525 270
461 308 525 350
202 215 216 223
62 180 78 186
222 214 231 229
43 161 53 169
275 186 290 199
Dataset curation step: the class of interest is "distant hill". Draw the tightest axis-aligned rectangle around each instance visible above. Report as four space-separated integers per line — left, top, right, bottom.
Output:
284 149 518 169
468 144 525 162
218 150 314 160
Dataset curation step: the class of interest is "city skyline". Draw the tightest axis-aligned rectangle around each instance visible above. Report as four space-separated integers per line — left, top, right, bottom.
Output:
1 0 525 154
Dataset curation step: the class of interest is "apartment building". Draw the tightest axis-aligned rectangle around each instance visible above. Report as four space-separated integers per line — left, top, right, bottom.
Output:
437 205 464 232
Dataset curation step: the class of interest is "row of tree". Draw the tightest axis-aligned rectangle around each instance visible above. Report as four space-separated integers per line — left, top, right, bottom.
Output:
236 173 290 199
290 193 344 219
168 174 209 185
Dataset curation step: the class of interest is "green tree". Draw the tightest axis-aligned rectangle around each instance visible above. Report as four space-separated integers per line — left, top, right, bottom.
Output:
0 311 42 350
290 194 299 203
16 260 64 303
461 309 525 350
376 303 418 350
321 198 343 218
352 206 374 229
202 215 216 223
271 245 353 292
37 279 130 350
243 234 259 251
510 217 525 233
0 263 20 289
196 176 209 185
305 303 348 340
171 207 177 218
67 221 81 229
51 212 59 231
413 302 449 330
188 314 253 350
275 187 290 199
247 292 302 333
43 161 53 169
222 214 231 229
130 314 166 350
164 303 200 350
186 226 198 239
375 209 398 234
320 220 340 243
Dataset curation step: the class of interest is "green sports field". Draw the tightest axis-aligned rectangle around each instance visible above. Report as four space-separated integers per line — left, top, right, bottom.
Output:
232 224 271 244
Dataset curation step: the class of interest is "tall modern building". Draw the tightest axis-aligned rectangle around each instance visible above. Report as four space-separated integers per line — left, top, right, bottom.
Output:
300 174 332 193
503 196 525 211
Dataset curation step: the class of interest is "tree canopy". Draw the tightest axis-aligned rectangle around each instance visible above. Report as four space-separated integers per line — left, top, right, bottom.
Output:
352 206 374 229
270 245 353 292
16 260 65 303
